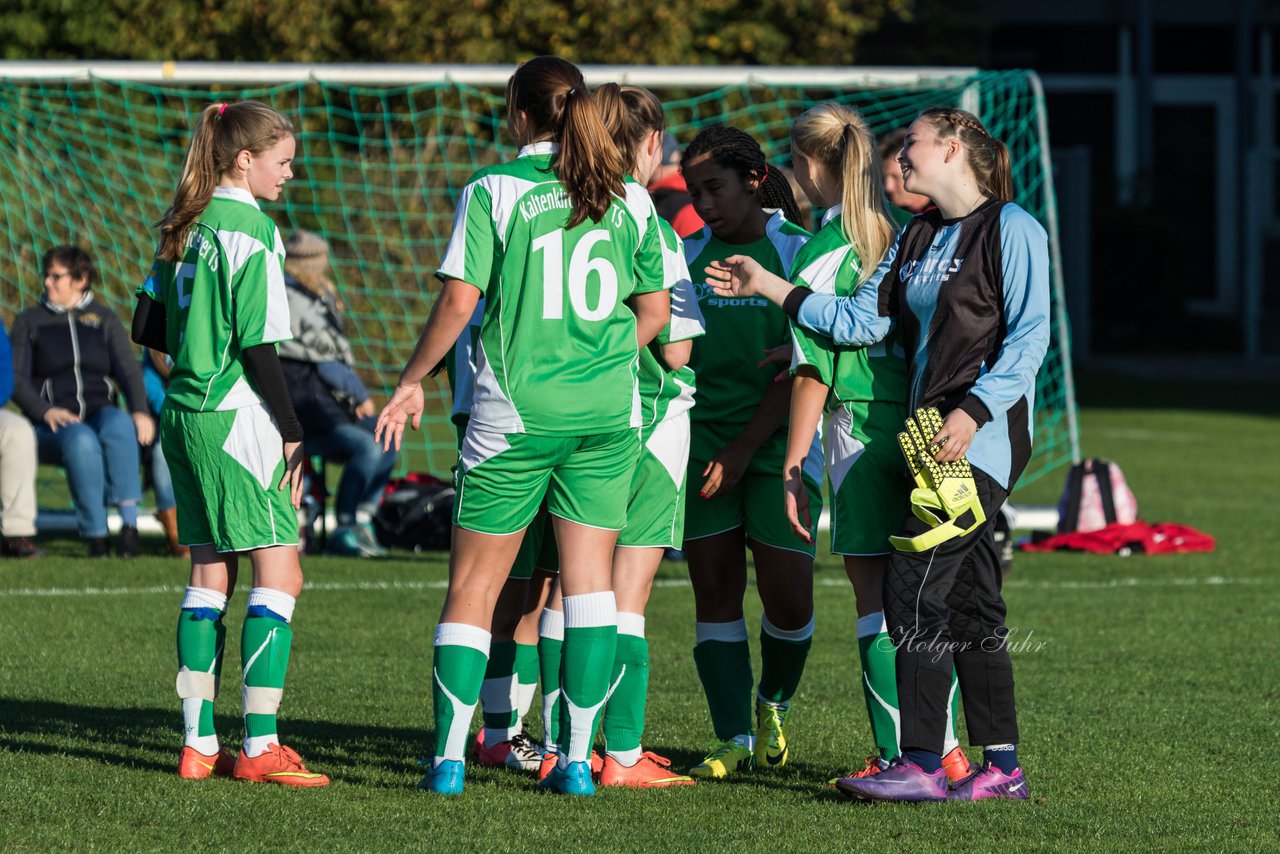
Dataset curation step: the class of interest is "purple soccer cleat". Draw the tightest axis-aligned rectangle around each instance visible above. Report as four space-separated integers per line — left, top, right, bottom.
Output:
947 764 1030 801
834 758 949 802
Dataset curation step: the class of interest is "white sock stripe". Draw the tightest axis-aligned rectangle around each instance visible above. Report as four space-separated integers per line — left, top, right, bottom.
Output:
944 674 961 752
181 586 228 613
761 612 815 642
538 608 565 640
562 591 616 629
434 622 492 654
617 611 646 638
695 619 748 644
247 587 296 623
864 672 902 749
433 666 478 762
478 677 517 714
856 611 888 639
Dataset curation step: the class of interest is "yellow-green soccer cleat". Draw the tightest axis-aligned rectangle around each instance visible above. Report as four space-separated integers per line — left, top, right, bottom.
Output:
755 700 790 769
688 739 756 779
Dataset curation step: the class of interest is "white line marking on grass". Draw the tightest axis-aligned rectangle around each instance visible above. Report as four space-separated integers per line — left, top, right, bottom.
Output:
0 575 1262 599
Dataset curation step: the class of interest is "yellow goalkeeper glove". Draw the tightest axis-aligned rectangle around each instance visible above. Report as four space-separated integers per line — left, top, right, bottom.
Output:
888 406 987 553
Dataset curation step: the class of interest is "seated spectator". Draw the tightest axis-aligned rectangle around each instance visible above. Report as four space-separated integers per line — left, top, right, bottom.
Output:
0 319 39 558
10 246 153 557
278 231 396 557
140 348 186 557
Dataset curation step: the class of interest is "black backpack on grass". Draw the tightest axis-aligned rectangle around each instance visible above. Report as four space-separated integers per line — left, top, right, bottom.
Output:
372 474 454 552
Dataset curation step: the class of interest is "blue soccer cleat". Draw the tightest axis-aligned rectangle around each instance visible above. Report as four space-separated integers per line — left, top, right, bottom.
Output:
418 759 465 795
539 759 596 796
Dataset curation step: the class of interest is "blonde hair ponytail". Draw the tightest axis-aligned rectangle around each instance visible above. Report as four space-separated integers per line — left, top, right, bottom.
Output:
791 103 894 283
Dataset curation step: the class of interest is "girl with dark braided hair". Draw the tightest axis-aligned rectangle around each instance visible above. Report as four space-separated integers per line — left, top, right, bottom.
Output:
678 124 822 779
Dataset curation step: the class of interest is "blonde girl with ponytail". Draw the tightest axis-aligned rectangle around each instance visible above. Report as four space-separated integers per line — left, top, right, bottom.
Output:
785 102 968 785
132 100 329 787
376 56 671 797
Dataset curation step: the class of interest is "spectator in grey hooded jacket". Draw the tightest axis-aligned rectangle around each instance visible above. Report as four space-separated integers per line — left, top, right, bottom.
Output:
278 231 397 557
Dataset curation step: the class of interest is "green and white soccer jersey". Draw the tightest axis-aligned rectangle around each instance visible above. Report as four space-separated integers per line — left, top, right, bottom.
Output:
683 211 823 555
139 186 295 552
436 141 667 437
789 205 909 555
619 219 706 550
140 186 290 413
685 210 810 455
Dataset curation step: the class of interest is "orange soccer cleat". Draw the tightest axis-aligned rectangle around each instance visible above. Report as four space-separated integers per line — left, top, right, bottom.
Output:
599 751 695 788
827 755 888 788
941 746 975 783
178 746 237 780
232 743 330 787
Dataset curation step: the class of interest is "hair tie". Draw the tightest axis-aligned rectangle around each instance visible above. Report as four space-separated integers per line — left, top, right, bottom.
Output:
216 103 227 118
567 88 576 97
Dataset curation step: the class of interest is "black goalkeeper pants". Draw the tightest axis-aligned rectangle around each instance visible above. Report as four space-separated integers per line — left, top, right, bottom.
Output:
885 467 1020 755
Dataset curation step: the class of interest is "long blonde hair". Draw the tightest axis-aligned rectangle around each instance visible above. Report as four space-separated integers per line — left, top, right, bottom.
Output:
155 100 293 261
791 103 894 283
507 57 625 228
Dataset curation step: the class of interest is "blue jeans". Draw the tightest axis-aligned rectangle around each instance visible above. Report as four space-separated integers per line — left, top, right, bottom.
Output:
303 416 398 521
37 407 142 538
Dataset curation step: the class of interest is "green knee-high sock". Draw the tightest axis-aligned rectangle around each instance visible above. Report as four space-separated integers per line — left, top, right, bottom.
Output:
757 614 814 707
557 593 617 764
514 642 540 726
944 667 961 754
693 620 754 741
538 608 564 749
602 613 649 758
176 587 227 754
241 589 296 757
432 623 491 764
856 611 900 761
479 640 519 744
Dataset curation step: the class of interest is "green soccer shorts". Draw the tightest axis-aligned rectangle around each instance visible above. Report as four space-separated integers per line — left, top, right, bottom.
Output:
508 505 561 579
617 413 691 550
453 426 641 535
161 404 299 553
827 402 911 556
683 428 823 557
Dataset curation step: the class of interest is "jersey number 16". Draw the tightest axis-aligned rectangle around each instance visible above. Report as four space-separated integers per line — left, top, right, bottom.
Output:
532 229 620 322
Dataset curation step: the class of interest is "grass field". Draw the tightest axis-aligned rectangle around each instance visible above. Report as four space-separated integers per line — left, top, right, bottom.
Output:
1 373 1277 852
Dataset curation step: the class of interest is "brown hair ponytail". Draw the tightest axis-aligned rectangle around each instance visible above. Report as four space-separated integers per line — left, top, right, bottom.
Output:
155 100 293 261
918 107 1013 201
508 57 625 228
791 102 894 281
594 83 666 173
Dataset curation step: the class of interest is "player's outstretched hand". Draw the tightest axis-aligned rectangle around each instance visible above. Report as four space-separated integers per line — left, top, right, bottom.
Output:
705 255 765 297
375 382 424 452
784 465 812 543
281 440 305 510
931 407 978 462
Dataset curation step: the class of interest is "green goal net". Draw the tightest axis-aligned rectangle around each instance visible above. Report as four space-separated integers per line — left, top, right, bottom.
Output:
0 67 1077 489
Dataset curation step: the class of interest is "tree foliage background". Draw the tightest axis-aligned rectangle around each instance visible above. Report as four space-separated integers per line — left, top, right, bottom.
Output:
0 0 981 66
